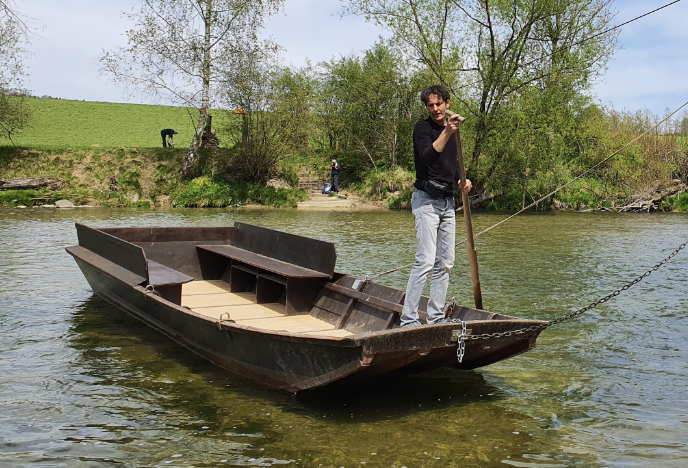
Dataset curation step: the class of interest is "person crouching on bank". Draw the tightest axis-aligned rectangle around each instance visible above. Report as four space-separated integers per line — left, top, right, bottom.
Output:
161 129 178 148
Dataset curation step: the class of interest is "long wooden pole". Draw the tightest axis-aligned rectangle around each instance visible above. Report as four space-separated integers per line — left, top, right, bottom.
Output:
446 110 483 310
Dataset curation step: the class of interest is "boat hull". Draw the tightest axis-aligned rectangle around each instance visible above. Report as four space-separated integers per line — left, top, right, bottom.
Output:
70 251 540 391
67 224 547 392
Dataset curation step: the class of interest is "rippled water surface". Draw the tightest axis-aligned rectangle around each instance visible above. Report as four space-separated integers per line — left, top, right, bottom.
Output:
1 207 688 467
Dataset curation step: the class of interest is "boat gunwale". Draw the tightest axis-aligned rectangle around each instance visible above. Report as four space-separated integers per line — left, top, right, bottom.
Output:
139 284 548 345
68 242 547 350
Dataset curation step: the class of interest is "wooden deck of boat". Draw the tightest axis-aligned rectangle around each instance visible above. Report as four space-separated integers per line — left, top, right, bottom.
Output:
182 280 353 337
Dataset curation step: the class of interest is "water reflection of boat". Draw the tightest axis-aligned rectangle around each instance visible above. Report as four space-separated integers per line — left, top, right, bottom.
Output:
66 222 546 392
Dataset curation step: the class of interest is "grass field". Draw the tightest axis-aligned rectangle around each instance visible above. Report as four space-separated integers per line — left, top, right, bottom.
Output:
0 98 311 208
6 97 231 150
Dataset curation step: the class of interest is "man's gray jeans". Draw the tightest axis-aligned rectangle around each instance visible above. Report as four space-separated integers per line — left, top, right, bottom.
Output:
401 189 456 325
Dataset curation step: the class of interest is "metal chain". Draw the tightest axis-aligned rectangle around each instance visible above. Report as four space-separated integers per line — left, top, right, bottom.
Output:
451 240 688 342
456 320 467 363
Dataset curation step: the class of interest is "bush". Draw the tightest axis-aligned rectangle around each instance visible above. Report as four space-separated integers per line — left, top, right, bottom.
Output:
659 192 688 212
172 177 307 208
359 166 415 200
388 187 414 210
0 189 41 206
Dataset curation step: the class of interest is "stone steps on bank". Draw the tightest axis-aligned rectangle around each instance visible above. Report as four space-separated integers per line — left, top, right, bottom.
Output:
296 172 353 208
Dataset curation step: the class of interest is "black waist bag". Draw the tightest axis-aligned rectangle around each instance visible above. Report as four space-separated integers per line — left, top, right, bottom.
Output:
423 179 452 199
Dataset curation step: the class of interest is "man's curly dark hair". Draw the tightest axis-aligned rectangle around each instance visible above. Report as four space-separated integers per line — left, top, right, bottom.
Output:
420 85 450 105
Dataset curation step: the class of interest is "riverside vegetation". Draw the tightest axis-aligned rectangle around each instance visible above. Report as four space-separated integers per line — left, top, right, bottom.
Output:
0 91 688 211
2 94 688 212
0 98 307 208
3 1 688 211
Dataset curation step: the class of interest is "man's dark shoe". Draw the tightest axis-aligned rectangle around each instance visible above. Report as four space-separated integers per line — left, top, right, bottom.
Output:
431 317 459 324
400 320 423 328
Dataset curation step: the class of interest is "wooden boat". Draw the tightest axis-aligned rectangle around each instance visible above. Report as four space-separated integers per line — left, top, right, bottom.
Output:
66 222 547 391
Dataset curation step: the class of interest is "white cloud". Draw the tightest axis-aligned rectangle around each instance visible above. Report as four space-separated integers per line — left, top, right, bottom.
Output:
24 0 135 102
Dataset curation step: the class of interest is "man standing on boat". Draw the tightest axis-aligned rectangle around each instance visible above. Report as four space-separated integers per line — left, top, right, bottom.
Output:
401 85 471 327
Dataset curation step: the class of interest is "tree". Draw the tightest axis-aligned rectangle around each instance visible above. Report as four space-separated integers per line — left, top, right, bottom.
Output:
342 0 618 189
319 41 424 169
220 45 318 181
0 91 32 145
100 0 283 177
0 0 33 144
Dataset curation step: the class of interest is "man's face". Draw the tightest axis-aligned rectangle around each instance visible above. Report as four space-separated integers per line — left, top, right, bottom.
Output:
425 94 449 124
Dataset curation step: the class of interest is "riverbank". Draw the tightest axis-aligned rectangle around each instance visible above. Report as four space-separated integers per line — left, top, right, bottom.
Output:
0 146 309 208
3 146 688 212
3 98 688 212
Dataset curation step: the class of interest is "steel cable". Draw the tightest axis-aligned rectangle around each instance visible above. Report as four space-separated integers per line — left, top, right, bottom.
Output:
366 99 688 280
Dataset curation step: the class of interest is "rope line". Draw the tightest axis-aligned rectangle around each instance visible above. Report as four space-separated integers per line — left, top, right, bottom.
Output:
364 2 686 281
455 99 688 246
366 99 688 280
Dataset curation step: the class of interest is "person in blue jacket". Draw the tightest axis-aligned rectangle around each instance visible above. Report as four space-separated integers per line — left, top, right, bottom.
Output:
331 159 341 193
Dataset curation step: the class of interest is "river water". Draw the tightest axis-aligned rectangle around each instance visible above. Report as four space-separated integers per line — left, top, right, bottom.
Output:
1 208 687 467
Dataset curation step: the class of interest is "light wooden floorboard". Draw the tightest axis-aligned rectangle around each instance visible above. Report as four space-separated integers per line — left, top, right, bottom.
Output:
301 329 354 337
182 292 255 308
183 280 232 296
192 304 285 320
239 315 336 332
182 280 350 336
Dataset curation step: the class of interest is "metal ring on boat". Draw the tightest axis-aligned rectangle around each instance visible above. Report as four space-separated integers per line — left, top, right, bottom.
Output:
144 284 160 296
217 311 235 329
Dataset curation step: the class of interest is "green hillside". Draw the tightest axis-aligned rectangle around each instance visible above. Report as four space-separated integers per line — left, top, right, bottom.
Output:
0 98 308 208
8 98 230 150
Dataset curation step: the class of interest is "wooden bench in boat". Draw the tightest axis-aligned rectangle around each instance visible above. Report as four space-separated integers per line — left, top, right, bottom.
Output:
75 223 194 304
196 223 337 315
147 259 194 304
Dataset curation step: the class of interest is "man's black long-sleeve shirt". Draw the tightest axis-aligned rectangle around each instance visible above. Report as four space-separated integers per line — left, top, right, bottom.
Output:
412 117 460 190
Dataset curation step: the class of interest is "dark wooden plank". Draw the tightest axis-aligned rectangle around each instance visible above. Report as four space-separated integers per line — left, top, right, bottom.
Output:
155 284 183 305
256 276 286 304
76 223 148 280
231 223 336 276
197 246 230 280
285 277 326 315
136 240 228 280
147 260 194 287
257 272 287 285
66 246 147 286
324 283 403 315
334 275 358 288
335 298 356 329
232 262 258 275
312 292 350 317
230 266 256 293
361 282 405 303
343 302 391 334
197 245 331 279
101 227 234 243
383 311 397 330
310 306 340 326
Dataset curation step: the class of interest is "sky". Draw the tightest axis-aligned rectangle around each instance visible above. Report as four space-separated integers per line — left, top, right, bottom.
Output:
18 0 688 114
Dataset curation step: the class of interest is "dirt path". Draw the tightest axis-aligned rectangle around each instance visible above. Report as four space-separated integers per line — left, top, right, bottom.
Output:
296 173 385 210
